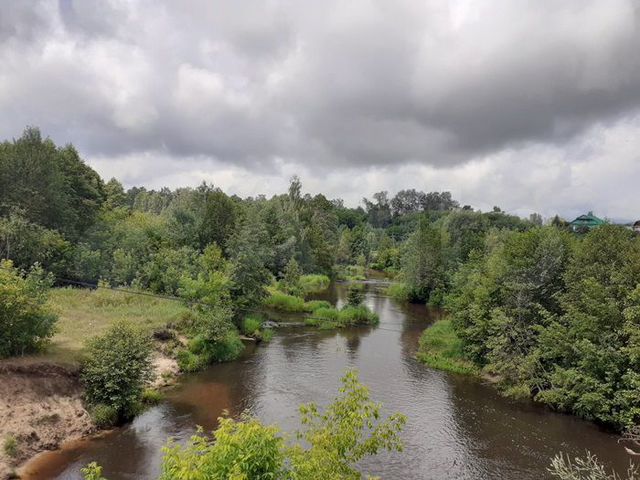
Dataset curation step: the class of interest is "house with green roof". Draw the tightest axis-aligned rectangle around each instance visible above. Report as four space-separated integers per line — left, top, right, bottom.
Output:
568 211 606 233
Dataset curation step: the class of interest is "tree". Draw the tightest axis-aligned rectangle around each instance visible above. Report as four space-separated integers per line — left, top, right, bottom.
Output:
282 257 302 295
81 320 153 421
228 208 273 313
402 218 448 304
0 260 57 358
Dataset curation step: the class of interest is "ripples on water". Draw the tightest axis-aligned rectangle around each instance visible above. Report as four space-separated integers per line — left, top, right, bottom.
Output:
23 282 630 480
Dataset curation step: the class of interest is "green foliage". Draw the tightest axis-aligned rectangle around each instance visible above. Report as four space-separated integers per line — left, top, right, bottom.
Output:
264 291 307 311
228 208 273 312
176 307 244 372
289 370 406 478
281 258 303 295
80 371 404 480
0 213 71 275
3 435 17 458
81 462 108 480
263 291 330 313
141 389 164 405
0 260 57 358
81 320 153 422
90 404 119 429
417 319 479 375
549 452 640 480
446 225 640 429
402 217 448 304
298 274 330 294
0 127 105 239
346 283 365 306
307 304 379 329
243 316 263 336
161 418 284 480
386 282 411 302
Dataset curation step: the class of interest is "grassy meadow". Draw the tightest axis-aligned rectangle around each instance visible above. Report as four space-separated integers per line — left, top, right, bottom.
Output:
41 287 189 364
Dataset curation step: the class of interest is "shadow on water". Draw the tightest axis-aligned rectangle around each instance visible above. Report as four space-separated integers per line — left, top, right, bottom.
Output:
23 282 632 480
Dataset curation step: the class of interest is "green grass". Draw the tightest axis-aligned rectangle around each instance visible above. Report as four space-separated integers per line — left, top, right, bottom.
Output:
141 388 164 405
242 316 263 336
334 265 366 281
241 315 275 343
386 282 411 302
416 319 479 376
41 287 190 364
299 274 330 293
306 304 379 330
263 291 331 313
3 435 18 458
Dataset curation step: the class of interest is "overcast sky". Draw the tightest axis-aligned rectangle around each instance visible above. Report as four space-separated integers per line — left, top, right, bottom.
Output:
2 1 640 219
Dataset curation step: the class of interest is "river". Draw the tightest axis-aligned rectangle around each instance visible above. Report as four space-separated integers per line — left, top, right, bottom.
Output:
22 281 631 479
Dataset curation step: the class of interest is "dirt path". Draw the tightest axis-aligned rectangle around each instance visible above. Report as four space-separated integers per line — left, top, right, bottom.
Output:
0 361 94 480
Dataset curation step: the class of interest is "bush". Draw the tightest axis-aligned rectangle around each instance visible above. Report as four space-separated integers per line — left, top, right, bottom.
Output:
176 349 206 373
176 308 244 372
81 320 153 422
0 260 57 358
90 404 119 429
346 283 365 306
3 434 18 458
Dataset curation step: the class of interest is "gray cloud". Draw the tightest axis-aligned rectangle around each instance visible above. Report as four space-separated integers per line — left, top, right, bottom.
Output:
1 0 640 216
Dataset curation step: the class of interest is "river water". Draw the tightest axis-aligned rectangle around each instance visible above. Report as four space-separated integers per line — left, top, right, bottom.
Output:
23 281 631 479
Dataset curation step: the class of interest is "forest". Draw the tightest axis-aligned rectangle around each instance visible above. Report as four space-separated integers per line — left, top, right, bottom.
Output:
2 127 639 479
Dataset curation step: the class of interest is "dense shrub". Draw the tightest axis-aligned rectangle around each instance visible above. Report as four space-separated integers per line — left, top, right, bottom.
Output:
0 260 57 357
81 320 153 422
176 307 244 372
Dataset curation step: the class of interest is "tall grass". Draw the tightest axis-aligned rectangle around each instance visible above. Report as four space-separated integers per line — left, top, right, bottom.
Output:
386 282 411 302
305 304 379 329
416 319 478 375
299 274 330 293
263 291 330 313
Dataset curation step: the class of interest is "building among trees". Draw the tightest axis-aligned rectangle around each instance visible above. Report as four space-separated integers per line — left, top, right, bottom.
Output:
633 220 640 234
568 211 605 233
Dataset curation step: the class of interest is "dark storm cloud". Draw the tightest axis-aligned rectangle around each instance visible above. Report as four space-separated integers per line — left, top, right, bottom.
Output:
2 0 640 216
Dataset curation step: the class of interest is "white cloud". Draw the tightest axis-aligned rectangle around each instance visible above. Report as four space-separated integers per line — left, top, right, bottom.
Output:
2 0 640 218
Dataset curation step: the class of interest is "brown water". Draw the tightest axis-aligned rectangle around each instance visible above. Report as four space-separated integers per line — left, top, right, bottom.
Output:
23 282 631 479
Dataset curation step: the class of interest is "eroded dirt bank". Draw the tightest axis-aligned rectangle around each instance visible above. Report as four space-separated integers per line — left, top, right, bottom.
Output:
0 361 94 480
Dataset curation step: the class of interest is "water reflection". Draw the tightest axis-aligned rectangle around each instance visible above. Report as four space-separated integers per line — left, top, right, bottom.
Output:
23 282 630 480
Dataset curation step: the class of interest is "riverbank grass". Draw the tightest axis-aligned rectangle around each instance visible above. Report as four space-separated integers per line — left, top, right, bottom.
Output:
41 287 190 364
299 274 330 293
305 305 379 329
263 290 331 313
386 282 410 302
417 319 478 375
